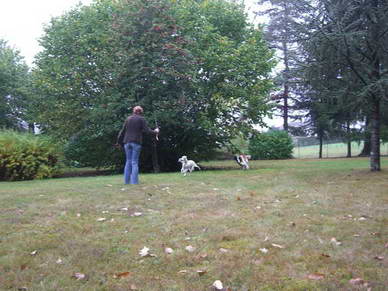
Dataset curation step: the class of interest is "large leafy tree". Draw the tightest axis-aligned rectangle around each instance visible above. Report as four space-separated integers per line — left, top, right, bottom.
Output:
31 0 275 171
175 0 275 138
0 40 30 129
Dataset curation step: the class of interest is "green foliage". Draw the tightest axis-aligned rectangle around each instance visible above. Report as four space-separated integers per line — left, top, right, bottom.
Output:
31 0 275 171
63 129 122 169
249 130 294 160
0 40 30 129
0 130 62 181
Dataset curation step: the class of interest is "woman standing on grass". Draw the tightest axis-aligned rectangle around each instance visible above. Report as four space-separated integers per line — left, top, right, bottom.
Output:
116 106 159 184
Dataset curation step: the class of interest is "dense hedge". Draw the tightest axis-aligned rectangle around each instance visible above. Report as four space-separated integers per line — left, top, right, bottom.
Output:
249 130 294 160
0 130 62 181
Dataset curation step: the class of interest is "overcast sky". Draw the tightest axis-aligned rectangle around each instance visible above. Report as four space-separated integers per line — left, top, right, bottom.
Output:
0 0 263 66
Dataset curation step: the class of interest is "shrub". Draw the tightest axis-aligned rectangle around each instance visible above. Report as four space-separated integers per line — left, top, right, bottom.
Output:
249 130 294 160
63 130 123 170
0 130 62 181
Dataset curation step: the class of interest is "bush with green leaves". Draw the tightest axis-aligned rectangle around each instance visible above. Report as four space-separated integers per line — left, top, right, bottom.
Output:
0 130 62 181
249 130 294 160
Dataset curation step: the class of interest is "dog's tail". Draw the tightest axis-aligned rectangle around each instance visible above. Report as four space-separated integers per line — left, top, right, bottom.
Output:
195 164 201 170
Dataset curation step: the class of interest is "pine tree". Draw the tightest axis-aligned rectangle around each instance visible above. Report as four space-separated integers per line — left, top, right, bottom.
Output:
255 0 313 132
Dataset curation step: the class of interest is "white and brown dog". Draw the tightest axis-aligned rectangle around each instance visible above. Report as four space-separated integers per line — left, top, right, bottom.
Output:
178 156 201 176
234 154 251 170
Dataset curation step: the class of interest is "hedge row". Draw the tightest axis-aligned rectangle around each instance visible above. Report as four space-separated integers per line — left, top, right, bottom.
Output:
0 130 62 181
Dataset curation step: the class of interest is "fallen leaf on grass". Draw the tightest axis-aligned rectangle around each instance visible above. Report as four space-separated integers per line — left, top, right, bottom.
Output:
139 247 150 257
197 270 207 276
185 245 195 252
20 264 28 270
219 248 228 253
30 250 38 256
197 253 208 259
131 212 142 217
106 184 113 187
120 207 128 211
164 247 174 254
374 256 384 261
330 237 342 246
102 211 109 214
178 270 188 274
370 232 380 236
259 248 268 254
72 272 87 280
307 273 325 280
212 280 223 290
236 196 241 201
113 271 131 279
349 278 365 286
271 243 285 249
56 258 63 264
353 234 360 237
97 218 107 222
358 216 367 221
320 253 331 258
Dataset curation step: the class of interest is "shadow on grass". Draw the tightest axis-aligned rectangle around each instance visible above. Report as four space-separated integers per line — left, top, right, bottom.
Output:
53 169 117 178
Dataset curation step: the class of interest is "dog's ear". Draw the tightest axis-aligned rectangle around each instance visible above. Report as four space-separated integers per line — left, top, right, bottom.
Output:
246 155 251 160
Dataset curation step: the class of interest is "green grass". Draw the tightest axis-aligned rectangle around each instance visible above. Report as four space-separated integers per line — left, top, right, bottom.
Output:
293 141 388 159
1 158 387 290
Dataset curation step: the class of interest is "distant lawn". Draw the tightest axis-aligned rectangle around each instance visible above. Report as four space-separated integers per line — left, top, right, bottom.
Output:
293 141 388 159
1 158 387 290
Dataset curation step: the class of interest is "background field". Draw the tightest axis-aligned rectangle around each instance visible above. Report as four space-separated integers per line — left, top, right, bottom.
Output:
293 142 388 159
1 158 387 290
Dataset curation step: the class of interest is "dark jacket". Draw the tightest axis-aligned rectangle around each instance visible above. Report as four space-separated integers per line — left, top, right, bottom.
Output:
117 114 155 145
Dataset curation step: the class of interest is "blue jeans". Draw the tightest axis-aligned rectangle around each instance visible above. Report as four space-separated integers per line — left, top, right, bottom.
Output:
124 142 142 184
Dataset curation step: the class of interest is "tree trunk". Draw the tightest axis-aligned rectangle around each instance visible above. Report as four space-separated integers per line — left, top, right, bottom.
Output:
151 139 160 173
281 36 290 132
369 0 381 171
370 99 380 171
283 82 289 132
318 133 323 159
346 120 351 158
281 2 290 132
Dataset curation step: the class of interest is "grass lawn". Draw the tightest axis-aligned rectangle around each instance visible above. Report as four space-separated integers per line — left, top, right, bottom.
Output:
1 158 387 290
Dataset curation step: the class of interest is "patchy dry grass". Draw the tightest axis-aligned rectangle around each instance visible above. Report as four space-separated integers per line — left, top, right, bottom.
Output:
1 158 387 290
